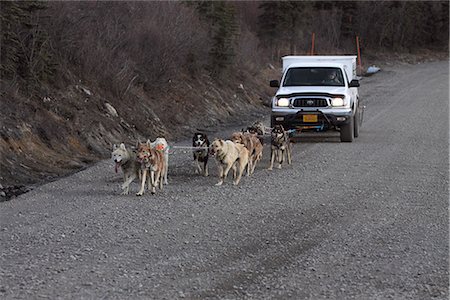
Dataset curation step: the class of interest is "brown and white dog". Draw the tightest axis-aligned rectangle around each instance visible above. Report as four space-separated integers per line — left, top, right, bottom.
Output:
231 132 263 175
209 139 249 186
136 140 166 195
269 125 292 170
150 137 169 185
193 132 210 176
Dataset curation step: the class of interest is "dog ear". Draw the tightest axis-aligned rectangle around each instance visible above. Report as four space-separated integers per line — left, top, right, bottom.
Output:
146 139 151 146
113 144 118 150
119 143 126 150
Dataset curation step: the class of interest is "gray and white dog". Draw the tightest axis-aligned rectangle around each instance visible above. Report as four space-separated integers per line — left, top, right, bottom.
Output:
111 143 141 194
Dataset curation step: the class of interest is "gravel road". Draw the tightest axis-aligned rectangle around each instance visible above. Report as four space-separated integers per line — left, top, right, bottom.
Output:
1 61 448 299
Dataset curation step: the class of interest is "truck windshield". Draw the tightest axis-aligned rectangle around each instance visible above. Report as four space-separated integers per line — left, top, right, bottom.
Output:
283 67 345 87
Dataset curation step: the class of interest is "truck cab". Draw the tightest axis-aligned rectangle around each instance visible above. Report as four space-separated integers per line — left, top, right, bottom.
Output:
270 56 363 142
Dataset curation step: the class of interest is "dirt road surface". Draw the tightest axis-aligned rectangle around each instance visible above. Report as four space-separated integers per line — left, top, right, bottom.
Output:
1 61 448 299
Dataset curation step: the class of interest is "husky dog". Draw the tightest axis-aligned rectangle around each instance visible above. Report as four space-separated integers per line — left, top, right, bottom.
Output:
150 137 169 185
192 132 210 176
111 143 141 195
246 121 268 136
245 121 267 145
231 131 263 175
268 125 292 170
136 140 166 196
209 139 249 186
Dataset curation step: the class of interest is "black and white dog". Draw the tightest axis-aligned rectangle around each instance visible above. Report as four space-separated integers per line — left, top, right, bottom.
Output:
192 132 210 176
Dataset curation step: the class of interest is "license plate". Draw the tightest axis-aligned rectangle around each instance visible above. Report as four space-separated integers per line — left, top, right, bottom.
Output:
303 114 318 122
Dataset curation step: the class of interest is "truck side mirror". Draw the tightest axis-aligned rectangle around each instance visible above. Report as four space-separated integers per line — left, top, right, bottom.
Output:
349 80 360 87
270 80 280 87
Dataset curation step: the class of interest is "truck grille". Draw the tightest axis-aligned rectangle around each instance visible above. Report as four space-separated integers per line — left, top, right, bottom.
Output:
293 98 328 107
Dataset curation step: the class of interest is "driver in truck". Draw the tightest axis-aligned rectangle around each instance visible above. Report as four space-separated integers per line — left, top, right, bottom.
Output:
323 69 342 85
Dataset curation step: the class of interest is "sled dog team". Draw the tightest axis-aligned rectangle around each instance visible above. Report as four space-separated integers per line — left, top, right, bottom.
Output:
111 122 293 196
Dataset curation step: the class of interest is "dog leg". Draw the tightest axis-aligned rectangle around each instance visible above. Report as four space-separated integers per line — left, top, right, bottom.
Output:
268 149 275 170
150 170 156 194
151 171 159 194
253 152 260 174
157 164 164 190
195 159 202 175
232 163 237 179
136 169 147 196
215 166 225 186
164 155 169 185
121 174 129 195
233 161 246 185
223 163 233 182
278 150 283 169
158 170 163 190
216 163 232 186
148 170 153 191
121 174 136 195
251 156 258 174
203 161 209 177
161 164 167 190
246 157 252 176
287 144 292 165
255 151 262 173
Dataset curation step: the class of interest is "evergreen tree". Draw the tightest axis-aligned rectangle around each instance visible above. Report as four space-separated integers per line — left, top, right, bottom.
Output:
258 2 312 57
188 1 238 75
257 2 285 59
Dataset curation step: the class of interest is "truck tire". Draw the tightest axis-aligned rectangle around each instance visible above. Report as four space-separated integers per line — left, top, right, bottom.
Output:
340 116 354 142
354 108 360 138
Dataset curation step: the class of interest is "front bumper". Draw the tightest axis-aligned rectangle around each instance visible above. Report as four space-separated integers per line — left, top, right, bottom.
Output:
271 108 353 131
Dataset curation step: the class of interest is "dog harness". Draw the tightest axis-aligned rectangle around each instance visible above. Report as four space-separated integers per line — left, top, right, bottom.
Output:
271 136 287 149
217 151 227 164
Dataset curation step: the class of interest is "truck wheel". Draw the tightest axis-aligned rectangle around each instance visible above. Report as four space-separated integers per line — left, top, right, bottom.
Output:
354 109 360 138
340 116 354 142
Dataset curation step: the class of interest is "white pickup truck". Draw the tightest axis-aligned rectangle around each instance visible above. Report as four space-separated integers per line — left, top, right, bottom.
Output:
269 55 363 142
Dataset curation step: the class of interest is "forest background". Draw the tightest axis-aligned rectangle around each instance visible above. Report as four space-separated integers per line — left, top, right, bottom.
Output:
1 1 448 197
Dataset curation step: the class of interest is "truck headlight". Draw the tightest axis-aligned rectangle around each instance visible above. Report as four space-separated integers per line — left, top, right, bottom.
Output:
331 97 345 107
277 98 290 107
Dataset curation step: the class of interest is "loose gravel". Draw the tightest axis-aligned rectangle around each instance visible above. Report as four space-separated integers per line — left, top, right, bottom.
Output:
0 61 448 299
